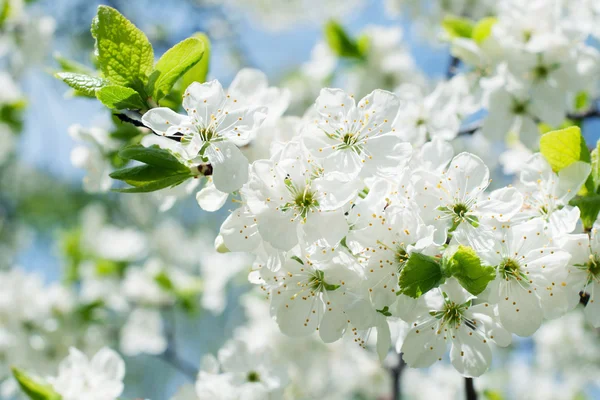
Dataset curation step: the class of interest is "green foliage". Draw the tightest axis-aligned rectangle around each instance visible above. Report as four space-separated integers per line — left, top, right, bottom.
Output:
54 54 95 75
570 195 600 231
540 126 594 194
181 33 211 90
399 253 444 298
574 91 589 111
591 140 600 192
155 271 203 313
96 85 147 110
376 306 392 317
443 246 496 296
55 72 109 98
11 368 61 400
0 0 12 29
540 126 590 172
118 145 189 170
324 20 363 59
91 5 154 91
0 99 26 132
60 229 84 283
472 17 497 44
147 37 205 101
110 145 193 193
442 16 474 39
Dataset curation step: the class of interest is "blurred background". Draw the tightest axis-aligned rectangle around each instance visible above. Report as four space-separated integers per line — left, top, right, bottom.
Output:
2 0 600 399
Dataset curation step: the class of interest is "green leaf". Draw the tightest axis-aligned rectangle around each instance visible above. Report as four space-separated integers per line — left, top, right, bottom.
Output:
591 140 600 192
11 368 61 400
55 72 109 97
376 306 392 317
147 37 205 101
540 126 593 194
112 173 191 193
181 33 211 90
574 91 589 111
324 20 362 59
444 246 496 296
472 17 497 44
540 126 590 172
442 16 474 39
110 164 191 186
570 195 600 231
0 0 11 29
91 5 154 90
399 253 444 298
483 389 504 400
54 54 95 75
118 145 189 171
96 85 147 110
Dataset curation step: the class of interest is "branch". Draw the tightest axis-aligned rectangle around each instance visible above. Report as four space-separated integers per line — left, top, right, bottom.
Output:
457 121 483 136
465 377 478 400
447 55 460 79
158 348 198 381
389 352 406 400
156 307 198 381
567 106 600 121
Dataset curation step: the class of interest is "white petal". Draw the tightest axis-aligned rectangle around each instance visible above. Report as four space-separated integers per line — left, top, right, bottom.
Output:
315 88 355 121
400 320 447 368
302 209 348 246
446 152 489 202
206 141 249 193
228 68 268 99
183 80 226 115
497 280 542 336
141 107 189 135
449 326 492 377
196 179 228 212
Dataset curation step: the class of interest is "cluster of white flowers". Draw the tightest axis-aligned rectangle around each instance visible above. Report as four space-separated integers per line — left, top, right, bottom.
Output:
449 0 600 150
9 0 600 399
130 65 597 378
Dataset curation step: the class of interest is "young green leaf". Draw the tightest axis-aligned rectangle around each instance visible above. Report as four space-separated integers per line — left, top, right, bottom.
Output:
147 37 205 101
472 17 497 44
540 126 590 172
54 54 95 75
444 245 496 296
112 173 192 193
181 33 211 89
96 85 147 110
570 195 600 231
442 16 474 39
91 5 154 90
11 368 62 400
591 140 600 192
324 20 362 59
110 164 191 186
399 253 444 298
55 72 109 97
118 145 189 171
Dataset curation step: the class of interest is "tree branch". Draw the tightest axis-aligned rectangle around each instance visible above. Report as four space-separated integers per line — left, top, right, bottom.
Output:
389 352 406 400
465 377 478 400
156 308 198 381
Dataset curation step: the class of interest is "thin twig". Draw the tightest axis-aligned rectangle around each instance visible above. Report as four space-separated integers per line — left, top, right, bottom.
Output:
447 55 460 79
465 377 478 400
156 308 198 381
390 352 406 400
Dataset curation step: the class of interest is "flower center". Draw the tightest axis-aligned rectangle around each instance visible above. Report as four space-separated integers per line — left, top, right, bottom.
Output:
586 254 600 279
395 247 409 272
511 100 528 115
247 371 260 382
434 300 467 329
499 258 525 281
308 269 340 292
